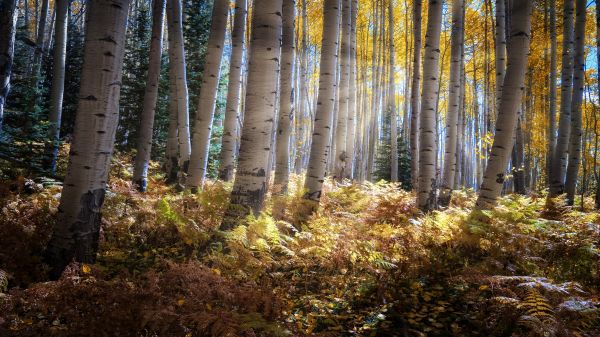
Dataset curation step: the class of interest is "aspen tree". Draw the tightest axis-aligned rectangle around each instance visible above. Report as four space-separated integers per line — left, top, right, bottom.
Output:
132 0 166 191
409 0 422 190
166 0 191 185
345 0 358 179
388 0 398 182
219 0 247 181
550 0 575 196
440 0 464 206
0 0 18 131
274 0 296 192
547 0 557 183
222 0 283 228
334 0 351 180
45 0 131 278
476 0 533 210
304 0 341 202
417 0 443 211
187 0 229 190
564 0 587 204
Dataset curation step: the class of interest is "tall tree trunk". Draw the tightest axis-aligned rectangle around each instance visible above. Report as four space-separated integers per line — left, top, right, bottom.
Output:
388 0 398 182
475 0 532 210
274 0 296 192
440 0 464 206
45 0 131 279
334 0 351 180
549 0 575 196
187 0 229 190
564 0 587 205
345 0 358 179
222 0 283 228
165 102 179 183
303 0 341 202
410 0 422 190
30 0 49 81
47 0 69 172
132 0 166 191
0 0 18 131
166 0 191 186
219 0 247 181
596 0 600 208
547 0 557 186
417 0 443 211
494 0 506 120
513 114 526 194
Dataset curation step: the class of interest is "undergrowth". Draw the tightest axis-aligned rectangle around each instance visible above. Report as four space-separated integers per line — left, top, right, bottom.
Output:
0 154 599 336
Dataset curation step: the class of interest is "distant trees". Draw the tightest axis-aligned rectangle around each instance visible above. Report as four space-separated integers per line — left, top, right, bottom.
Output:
0 0 18 131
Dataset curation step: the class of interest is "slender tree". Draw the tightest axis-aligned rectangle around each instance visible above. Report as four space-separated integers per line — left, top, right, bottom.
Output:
440 0 464 206
550 0 575 196
547 0 557 183
187 0 229 190
345 0 358 179
166 0 191 185
565 0 587 205
47 0 69 172
409 0 422 190
304 0 341 202
222 0 283 228
494 0 506 116
417 0 443 211
30 0 49 80
219 0 247 181
132 0 166 191
45 0 131 278
0 0 18 131
388 0 398 182
274 0 296 192
334 0 351 180
476 0 533 210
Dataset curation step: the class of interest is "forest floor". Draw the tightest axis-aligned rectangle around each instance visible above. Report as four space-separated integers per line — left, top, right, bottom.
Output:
0 153 599 337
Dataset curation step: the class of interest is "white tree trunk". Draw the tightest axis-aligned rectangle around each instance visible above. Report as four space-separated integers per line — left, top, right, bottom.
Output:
45 0 131 278
273 0 296 192
30 0 49 80
334 0 351 180
47 0 69 172
132 0 166 191
547 0 557 184
494 0 506 117
388 0 398 182
218 0 247 181
166 0 191 185
417 0 443 211
345 0 358 179
439 0 464 205
564 0 586 204
476 0 533 210
409 0 422 190
187 0 229 190
549 0 575 196
304 0 341 202
222 0 283 228
0 0 18 131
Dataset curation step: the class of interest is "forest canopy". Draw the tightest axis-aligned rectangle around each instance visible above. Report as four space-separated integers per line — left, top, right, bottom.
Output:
0 0 600 336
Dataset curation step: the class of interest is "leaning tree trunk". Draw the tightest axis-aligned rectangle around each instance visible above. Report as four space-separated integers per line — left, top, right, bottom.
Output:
494 0 506 118
439 0 464 206
45 0 131 279
166 0 191 185
0 0 18 131
388 0 398 182
564 0 586 205
476 0 533 210
549 0 575 196
187 0 229 190
334 0 351 180
273 0 296 192
47 0 69 172
417 0 443 212
218 0 247 181
132 0 166 191
547 0 557 185
221 0 283 229
304 0 341 202
409 0 422 190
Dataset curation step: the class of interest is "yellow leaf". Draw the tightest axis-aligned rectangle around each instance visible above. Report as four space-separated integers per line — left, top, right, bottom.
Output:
212 268 221 276
81 264 91 274
177 298 185 306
